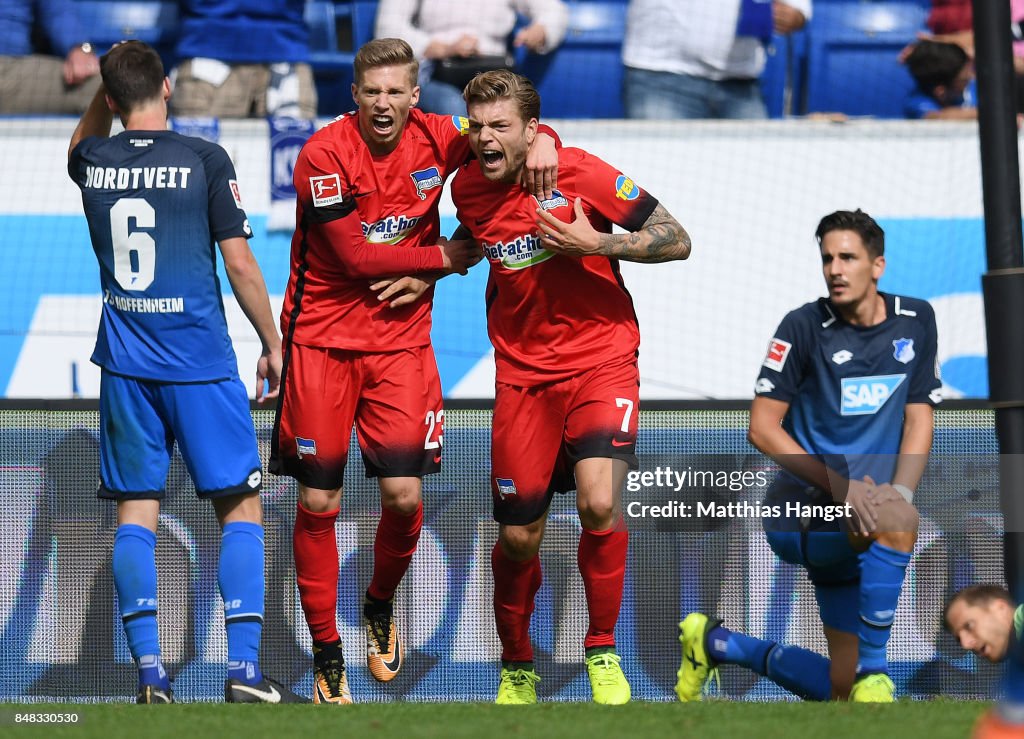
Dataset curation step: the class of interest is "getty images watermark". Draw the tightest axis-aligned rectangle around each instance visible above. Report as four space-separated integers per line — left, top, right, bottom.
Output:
624 464 854 523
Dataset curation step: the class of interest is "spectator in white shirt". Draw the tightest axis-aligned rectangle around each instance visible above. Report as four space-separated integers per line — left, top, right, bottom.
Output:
376 0 568 115
623 0 811 119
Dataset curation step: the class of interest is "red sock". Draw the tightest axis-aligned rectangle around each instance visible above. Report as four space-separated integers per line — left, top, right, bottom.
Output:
293 503 340 644
367 502 423 601
578 526 628 649
491 541 542 663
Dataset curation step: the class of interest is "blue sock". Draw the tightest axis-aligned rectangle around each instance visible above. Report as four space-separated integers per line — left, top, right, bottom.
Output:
707 625 832 701
220 521 265 684
857 542 912 675
227 659 262 684
764 644 832 701
138 654 169 691
706 625 774 672
112 524 166 689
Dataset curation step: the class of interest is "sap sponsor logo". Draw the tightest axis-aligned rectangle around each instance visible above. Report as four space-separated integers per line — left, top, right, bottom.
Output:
929 388 944 405
840 374 906 416
296 436 317 458
247 470 262 489
451 115 470 135
538 189 569 211
411 167 443 200
84 165 191 190
228 179 244 209
892 338 915 364
362 214 423 244
310 173 343 207
135 597 157 608
496 477 517 499
832 349 852 365
614 174 639 201
224 598 242 611
754 377 775 394
482 233 555 269
762 337 792 372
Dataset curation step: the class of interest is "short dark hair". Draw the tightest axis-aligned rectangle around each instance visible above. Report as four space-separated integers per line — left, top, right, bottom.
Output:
905 40 969 92
463 69 541 123
815 209 885 259
100 41 165 113
354 38 419 87
944 584 1015 630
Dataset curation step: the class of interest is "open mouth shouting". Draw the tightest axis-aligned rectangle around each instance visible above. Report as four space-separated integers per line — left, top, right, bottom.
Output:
480 147 505 173
371 114 395 137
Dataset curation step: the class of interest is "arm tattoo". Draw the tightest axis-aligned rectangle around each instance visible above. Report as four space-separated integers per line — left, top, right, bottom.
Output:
597 203 691 263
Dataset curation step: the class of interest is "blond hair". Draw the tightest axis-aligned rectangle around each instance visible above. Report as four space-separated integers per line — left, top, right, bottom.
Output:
354 38 418 86
463 70 540 122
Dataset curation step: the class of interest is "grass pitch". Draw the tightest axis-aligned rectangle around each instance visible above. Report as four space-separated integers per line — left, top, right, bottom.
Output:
2 700 990 738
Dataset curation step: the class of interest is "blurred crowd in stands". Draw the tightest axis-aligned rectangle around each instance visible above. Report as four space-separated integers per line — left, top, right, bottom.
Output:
1 0 1022 119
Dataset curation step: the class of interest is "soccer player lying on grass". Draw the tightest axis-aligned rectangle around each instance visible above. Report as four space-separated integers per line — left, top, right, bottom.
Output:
947 586 1024 737
678 210 941 703
447 69 691 705
946 585 1021 664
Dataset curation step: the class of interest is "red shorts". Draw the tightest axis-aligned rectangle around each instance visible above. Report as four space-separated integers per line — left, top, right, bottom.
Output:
271 343 444 489
491 357 640 525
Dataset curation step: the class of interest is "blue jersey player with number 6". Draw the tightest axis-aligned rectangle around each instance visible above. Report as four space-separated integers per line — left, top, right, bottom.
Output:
67 41 305 704
676 210 942 703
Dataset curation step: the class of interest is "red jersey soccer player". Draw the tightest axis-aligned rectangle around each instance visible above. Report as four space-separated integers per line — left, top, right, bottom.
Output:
271 39 558 704
449 70 691 705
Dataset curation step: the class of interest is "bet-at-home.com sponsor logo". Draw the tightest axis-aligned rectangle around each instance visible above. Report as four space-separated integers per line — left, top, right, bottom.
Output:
482 233 554 269
362 214 422 244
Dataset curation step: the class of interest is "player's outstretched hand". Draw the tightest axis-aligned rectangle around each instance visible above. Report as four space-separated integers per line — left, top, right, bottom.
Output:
536 197 601 256
438 238 482 275
523 132 558 201
370 274 438 308
845 475 878 536
256 346 283 403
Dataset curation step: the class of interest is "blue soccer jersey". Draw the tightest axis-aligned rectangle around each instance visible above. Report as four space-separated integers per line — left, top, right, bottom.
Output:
755 293 942 489
68 130 252 382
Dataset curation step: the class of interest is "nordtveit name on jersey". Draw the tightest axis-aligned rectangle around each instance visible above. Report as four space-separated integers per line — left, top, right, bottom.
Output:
83 165 192 190
104 290 185 314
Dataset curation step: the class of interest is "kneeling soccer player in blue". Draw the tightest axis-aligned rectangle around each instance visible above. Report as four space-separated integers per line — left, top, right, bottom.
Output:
67 41 306 704
677 210 941 703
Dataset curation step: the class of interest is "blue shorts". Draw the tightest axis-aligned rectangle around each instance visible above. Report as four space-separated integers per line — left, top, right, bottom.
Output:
98 371 262 499
764 529 861 633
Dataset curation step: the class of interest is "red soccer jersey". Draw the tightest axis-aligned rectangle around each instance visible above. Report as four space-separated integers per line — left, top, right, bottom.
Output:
451 147 659 386
281 110 471 351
